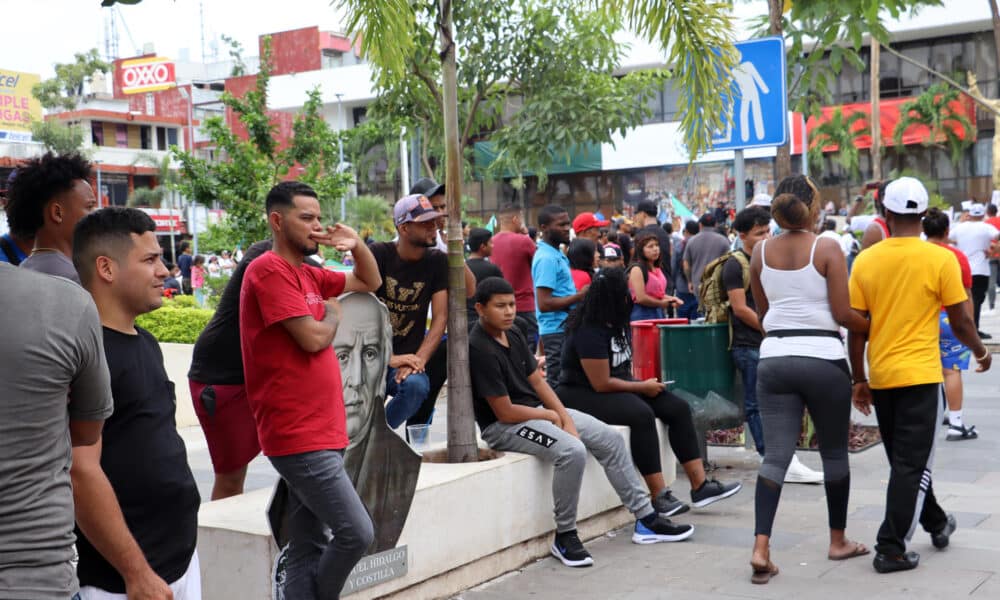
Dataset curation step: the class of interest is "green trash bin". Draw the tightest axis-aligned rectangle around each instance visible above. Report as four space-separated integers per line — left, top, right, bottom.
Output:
658 323 735 399
658 322 743 461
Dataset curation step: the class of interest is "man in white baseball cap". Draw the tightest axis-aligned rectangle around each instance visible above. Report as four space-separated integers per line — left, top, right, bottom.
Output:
848 177 989 573
950 200 999 338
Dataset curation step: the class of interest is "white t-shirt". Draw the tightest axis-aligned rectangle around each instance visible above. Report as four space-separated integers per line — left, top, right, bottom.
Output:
847 214 875 233
818 230 841 245
950 221 998 276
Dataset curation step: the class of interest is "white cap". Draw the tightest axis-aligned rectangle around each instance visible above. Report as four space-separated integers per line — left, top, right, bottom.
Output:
969 203 986 217
882 177 928 215
751 193 772 207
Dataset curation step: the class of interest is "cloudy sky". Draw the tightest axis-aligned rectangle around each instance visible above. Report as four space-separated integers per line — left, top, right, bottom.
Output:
7 0 349 77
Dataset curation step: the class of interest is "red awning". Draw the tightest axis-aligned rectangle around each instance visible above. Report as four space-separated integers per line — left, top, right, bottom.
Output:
791 94 976 155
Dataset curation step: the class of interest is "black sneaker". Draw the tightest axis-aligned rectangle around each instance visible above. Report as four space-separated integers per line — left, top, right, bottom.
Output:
931 514 957 549
946 424 978 441
942 415 950 427
978 331 992 340
652 489 690 517
691 478 743 508
873 551 919 573
550 530 593 567
632 516 695 544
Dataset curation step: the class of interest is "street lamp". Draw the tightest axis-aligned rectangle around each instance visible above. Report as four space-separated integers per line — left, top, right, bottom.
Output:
177 85 199 256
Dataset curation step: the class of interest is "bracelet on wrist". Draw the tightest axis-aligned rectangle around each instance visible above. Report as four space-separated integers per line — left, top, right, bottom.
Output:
976 349 990 361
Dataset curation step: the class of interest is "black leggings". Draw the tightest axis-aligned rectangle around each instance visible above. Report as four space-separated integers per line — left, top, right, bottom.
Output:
555 384 701 476
754 356 852 537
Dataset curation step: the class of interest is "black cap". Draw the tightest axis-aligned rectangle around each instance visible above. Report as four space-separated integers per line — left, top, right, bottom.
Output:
636 200 658 217
410 177 445 198
698 213 716 227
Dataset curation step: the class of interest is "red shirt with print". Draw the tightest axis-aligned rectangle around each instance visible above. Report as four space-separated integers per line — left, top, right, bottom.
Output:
240 251 347 456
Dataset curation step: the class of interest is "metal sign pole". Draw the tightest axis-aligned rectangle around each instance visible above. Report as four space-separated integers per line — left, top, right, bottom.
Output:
734 149 746 210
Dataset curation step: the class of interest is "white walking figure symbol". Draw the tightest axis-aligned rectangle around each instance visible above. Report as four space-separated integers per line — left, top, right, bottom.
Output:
733 60 769 142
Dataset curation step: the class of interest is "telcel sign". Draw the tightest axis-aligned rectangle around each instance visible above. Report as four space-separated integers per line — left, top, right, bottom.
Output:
118 56 176 95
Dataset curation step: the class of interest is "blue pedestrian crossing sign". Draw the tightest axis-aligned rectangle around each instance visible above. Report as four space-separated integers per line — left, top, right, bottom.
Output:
711 36 788 151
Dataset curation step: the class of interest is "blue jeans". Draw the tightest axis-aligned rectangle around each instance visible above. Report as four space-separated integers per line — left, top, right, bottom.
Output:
675 292 699 320
385 368 430 429
630 304 664 322
269 450 374 600
731 346 764 455
540 333 565 389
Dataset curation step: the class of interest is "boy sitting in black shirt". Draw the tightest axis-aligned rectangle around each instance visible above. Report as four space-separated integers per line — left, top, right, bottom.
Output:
469 277 694 568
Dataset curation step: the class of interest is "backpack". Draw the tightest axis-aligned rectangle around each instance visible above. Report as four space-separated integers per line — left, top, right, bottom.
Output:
698 250 750 325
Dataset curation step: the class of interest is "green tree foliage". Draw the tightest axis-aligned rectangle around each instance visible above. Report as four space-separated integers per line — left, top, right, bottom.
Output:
604 0 738 160
352 0 666 187
221 34 249 77
807 108 870 177
197 219 247 255
345 194 395 241
173 38 353 245
754 1 942 118
30 120 87 155
892 83 975 166
31 49 110 111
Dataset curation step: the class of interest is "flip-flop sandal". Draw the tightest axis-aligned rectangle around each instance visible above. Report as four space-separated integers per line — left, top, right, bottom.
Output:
750 561 779 584
828 541 870 561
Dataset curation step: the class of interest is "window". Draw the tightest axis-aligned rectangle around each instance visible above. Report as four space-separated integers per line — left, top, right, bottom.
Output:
352 106 367 126
91 121 104 146
115 124 128 147
899 44 929 96
322 49 344 69
156 126 167 151
643 88 664 124
140 126 151 150
167 128 178 147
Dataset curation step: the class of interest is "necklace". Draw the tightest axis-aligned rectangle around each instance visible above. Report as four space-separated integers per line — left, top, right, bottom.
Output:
30 247 62 255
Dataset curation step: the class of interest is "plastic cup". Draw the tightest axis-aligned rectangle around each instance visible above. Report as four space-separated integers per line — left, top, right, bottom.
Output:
406 424 432 452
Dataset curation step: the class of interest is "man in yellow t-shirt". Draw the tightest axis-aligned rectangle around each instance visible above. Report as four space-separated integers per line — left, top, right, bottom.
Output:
848 177 991 574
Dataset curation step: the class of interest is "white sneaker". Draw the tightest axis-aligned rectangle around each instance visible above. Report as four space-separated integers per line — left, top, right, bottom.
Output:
784 454 823 484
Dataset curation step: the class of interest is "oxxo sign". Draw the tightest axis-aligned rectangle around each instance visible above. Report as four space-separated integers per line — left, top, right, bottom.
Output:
118 56 176 95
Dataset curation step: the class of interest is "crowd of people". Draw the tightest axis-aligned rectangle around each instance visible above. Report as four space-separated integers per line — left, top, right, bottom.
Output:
0 151 992 598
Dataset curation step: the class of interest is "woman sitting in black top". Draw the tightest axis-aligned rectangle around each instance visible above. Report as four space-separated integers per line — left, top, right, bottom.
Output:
556 267 742 516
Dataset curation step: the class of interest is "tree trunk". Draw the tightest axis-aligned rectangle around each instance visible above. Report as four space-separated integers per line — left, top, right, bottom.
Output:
439 0 478 463
768 0 792 180
990 0 1000 74
871 40 882 182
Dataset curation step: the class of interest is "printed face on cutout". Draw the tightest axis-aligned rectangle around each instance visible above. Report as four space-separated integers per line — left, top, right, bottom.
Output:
334 294 390 443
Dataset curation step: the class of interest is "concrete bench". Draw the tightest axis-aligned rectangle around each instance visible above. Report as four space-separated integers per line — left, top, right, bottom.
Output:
197 423 677 599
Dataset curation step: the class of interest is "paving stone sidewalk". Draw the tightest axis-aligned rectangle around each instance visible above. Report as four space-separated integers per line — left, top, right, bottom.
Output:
457 311 1000 599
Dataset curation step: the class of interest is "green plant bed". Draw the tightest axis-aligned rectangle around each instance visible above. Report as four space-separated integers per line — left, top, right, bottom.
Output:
136 298 214 343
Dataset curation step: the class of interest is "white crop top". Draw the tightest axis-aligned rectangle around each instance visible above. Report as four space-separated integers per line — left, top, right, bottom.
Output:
759 237 845 360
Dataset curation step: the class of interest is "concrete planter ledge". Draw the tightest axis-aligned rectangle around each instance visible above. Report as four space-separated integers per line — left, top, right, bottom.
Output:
197 424 677 599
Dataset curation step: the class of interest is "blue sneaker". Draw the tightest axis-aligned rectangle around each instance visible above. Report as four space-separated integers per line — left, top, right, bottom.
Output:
632 516 695 544
550 531 594 567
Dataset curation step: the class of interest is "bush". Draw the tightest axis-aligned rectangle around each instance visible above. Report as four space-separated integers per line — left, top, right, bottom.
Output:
136 298 214 343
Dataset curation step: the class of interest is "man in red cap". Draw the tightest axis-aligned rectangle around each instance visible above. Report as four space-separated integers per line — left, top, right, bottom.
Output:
572 212 609 243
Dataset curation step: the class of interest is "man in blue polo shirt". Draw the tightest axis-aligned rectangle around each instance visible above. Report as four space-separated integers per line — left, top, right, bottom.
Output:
532 205 588 388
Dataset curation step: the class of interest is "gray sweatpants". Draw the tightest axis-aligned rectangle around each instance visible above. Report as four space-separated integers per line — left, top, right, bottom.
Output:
481 408 655 533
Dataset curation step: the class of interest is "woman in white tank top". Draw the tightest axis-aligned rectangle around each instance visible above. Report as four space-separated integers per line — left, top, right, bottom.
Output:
745 175 871 583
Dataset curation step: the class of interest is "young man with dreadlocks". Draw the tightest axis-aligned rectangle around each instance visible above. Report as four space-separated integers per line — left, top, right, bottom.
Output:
556 267 742 517
469 277 694 568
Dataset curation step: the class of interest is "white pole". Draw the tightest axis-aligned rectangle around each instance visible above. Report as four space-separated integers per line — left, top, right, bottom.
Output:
400 127 410 195
734 149 746 210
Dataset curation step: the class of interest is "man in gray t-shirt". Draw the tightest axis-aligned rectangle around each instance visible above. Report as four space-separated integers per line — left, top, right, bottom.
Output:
0 265 113 599
683 213 732 296
7 152 96 285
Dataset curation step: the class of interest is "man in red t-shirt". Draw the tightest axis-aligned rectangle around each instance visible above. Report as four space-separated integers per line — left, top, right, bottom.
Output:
240 181 382 600
491 205 538 345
